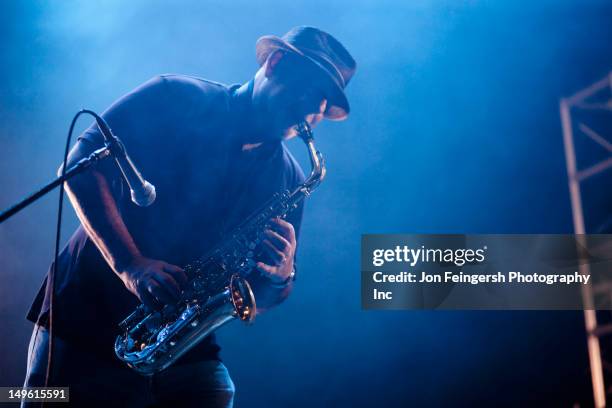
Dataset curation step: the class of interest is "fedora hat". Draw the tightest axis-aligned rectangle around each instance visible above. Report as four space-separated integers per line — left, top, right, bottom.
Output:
256 26 356 121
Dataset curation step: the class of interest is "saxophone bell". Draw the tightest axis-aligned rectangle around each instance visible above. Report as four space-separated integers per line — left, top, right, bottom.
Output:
229 274 256 322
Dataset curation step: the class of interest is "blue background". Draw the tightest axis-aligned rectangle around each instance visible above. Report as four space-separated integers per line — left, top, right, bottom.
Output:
1 1 611 406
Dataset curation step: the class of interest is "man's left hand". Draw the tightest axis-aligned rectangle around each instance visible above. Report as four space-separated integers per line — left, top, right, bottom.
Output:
256 217 296 284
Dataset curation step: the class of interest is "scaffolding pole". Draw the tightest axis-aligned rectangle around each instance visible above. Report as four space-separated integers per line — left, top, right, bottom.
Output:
560 71 612 408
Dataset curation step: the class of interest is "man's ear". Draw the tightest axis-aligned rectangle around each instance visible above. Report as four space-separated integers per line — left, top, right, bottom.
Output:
264 50 285 78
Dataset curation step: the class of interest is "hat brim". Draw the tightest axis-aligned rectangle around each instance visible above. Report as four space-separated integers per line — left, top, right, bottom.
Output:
256 35 350 121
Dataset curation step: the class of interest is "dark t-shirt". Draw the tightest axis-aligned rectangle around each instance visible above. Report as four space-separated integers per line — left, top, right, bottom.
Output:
27 74 305 365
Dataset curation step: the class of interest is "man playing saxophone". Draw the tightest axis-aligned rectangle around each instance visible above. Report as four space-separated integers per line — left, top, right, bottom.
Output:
23 26 356 407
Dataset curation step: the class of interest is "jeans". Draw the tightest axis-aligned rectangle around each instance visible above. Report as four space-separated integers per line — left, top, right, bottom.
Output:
22 325 235 407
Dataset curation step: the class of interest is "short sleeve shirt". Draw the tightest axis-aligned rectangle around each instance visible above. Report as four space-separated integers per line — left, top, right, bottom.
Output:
26 74 306 365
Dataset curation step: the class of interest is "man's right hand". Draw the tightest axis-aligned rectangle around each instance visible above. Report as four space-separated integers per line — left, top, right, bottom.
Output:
120 256 188 310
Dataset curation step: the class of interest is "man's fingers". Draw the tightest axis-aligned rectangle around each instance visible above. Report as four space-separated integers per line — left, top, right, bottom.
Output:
147 280 177 306
136 280 159 310
127 258 187 309
162 263 188 287
153 272 181 299
140 290 158 311
256 261 275 277
270 218 296 244
264 229 291 254
263 239 286 266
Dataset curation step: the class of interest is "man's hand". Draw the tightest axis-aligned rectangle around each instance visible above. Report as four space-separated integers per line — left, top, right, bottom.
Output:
256 217 297 284
120 256 188 310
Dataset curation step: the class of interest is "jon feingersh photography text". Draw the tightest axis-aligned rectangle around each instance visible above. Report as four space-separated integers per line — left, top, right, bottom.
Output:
369 245 591 300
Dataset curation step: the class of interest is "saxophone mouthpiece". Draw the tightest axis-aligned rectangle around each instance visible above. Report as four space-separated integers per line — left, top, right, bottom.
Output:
296 121 313 142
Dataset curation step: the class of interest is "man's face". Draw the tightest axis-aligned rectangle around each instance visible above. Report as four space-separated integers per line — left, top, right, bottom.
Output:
253 52 329 140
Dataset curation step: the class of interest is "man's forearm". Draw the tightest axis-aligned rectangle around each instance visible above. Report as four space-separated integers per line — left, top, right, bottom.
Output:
64 159 188 308
65 169 141 278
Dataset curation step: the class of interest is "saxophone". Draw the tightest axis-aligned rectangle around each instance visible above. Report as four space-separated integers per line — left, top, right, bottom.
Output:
114 122 325 375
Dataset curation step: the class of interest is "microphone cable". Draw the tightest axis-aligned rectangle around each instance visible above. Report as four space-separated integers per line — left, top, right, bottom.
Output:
44 109 104 400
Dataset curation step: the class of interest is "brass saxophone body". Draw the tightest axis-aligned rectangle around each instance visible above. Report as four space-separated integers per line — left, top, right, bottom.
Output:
114 122 325 375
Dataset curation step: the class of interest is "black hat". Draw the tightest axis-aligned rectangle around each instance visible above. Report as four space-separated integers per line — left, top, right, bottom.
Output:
256 26 356 121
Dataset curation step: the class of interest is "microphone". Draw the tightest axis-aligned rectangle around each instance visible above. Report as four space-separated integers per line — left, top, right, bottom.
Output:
93 115 156 207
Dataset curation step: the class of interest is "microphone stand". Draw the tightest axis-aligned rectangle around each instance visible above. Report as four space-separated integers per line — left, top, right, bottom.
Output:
0 146 112 224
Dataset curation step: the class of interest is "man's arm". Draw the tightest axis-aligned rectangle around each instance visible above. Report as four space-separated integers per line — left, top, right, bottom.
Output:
61 76 187 309
62 140 187 309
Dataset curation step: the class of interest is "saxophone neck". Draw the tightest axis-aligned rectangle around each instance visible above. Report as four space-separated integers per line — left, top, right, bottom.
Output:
296 122 326 192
